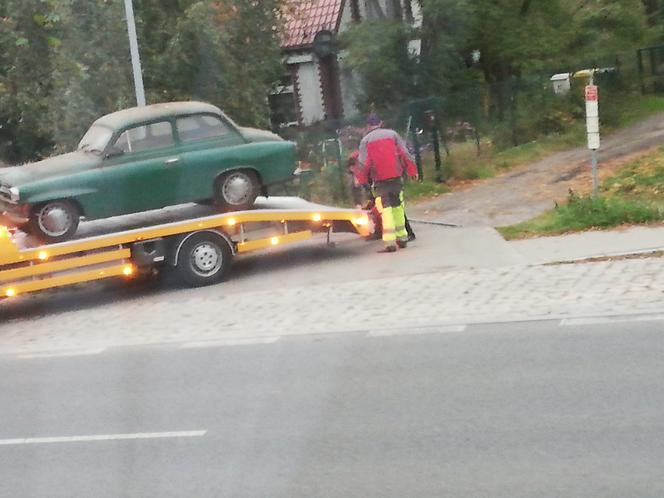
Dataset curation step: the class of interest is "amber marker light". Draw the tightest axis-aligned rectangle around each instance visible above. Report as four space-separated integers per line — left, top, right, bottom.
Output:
123 265 134 277
271 237 279 245
355 215 369 226
312 213 322 222
227 218 237 226
38 251 49 261
5 288 16 298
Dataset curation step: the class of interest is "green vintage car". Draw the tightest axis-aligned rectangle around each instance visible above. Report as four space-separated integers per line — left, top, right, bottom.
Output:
0 101 298 242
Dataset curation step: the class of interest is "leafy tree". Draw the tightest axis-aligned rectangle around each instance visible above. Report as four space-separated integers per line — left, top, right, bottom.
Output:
0 0 59 162
48 0 134 151
143 0 283 127
415 0 648 89
340 20 418 113
0 0 285 163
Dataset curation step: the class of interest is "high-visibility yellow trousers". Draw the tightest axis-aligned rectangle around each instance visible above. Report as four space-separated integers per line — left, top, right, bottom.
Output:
374 179 407 247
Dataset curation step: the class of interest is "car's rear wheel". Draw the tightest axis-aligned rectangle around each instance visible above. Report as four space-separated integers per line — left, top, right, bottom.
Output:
174 231 233 287
214 170 259 212
27 200 80 243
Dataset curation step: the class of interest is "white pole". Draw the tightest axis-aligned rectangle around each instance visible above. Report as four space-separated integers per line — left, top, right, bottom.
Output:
589 72 598 198
591 149 599 197
123 0 146 106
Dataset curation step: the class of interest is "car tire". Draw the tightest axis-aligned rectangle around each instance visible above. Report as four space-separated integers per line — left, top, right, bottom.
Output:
27 200 80 243
174 231 233 287
214 170 259 212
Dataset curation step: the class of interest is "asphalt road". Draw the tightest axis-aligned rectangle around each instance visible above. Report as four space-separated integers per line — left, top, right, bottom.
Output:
1 318 663 498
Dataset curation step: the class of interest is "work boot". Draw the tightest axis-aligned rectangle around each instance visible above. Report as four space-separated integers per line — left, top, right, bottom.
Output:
407 232 416 242
365 232 382 241
396 239 408 249
377 245 397 253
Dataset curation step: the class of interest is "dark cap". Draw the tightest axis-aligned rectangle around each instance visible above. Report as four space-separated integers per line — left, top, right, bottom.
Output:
366 113 382 127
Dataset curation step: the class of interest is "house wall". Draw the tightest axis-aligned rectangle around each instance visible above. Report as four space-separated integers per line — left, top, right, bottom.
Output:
278 0 422 127
296 60 325 125
410 0 422 27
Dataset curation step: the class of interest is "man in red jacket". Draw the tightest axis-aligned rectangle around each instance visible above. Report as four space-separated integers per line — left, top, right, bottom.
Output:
359 114 418 252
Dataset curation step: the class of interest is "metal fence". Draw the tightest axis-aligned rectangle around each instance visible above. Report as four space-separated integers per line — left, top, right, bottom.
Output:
280 50 643 204
638 44 664 94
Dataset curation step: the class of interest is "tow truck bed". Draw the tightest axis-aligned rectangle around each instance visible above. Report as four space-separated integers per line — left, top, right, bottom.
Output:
0 197 370 298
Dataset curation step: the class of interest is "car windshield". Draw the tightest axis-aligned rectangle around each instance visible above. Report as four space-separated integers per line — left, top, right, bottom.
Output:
77 125 113 153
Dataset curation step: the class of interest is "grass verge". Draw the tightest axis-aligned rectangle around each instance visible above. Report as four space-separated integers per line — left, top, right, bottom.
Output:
498 147 664 239
404 179 450 201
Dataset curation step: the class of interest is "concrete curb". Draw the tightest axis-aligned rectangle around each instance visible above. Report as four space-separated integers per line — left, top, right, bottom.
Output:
541 247 664 265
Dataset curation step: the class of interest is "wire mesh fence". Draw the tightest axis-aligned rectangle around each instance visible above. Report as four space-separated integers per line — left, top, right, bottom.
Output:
284 49 646 205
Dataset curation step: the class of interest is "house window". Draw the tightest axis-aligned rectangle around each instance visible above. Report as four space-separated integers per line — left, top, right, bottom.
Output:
269 73 298 129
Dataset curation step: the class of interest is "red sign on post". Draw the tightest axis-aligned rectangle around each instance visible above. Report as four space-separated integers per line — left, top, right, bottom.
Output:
585 85 598 102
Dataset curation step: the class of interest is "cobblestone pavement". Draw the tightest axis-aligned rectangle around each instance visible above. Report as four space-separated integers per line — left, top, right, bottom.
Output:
1 256 663 354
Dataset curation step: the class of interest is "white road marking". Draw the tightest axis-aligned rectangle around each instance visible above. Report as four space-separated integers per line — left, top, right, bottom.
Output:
0 430 207 446
180 337 279 349
560 314 664 327
17 348 106 359
369 325 467 337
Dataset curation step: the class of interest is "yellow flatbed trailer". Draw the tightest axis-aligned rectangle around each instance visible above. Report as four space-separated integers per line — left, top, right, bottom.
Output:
0 199 370 299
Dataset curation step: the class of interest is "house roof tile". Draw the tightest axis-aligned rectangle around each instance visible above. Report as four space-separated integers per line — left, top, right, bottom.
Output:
282 0 344 50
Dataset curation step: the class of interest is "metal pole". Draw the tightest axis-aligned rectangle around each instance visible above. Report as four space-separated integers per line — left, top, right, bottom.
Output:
123 0 146 107
335 138 346 203
591 149 599 198
636 49 646 95
431 121 443 183
411 129 424 180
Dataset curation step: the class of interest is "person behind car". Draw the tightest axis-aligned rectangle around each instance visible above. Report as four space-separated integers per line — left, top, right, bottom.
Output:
358 114 418 252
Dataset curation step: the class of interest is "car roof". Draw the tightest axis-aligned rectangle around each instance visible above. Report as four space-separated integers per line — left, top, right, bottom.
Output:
93 101 224 131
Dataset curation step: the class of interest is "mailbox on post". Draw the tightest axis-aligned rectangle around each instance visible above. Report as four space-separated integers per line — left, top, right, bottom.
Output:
550 73 571 95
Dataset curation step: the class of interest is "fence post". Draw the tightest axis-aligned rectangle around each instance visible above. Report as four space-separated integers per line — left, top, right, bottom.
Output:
637 48 646 94
425 110 444 182
335 138 347 203
410 128 424 181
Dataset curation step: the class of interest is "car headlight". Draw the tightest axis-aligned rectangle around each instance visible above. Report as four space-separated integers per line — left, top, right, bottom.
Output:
9 187 19 202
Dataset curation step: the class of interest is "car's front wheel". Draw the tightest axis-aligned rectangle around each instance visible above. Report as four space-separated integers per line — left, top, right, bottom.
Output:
27 200 80 243
214 170 259 212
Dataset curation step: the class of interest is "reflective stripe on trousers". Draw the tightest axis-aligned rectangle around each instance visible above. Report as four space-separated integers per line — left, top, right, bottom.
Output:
374 180 407 246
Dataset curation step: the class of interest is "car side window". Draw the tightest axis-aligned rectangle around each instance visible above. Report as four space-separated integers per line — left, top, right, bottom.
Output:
114 121 174 154
176 115 230 143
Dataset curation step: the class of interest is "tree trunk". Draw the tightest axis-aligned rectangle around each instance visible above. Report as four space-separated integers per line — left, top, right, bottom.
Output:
404 0 414 24
520 0 533 16
389 0 404 20
349 0 361 22
367 0 386 19
642 0 659 27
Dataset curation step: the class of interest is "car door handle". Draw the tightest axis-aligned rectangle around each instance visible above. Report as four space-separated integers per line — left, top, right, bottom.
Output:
165 158 180 165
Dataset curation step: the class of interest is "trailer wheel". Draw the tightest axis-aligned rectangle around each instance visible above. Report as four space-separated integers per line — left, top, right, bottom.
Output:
174 232 232 287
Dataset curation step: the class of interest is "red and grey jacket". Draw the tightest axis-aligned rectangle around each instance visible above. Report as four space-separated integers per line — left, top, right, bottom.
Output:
358 128 418 184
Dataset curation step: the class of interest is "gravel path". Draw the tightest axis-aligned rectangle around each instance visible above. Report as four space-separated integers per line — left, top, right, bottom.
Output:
409 112 664 227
